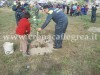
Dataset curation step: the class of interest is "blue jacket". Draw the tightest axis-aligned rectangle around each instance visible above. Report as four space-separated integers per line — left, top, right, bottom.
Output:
12 5 24 17
41 8 68 29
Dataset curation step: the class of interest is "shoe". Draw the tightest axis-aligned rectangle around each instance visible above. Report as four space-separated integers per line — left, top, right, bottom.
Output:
22 52 30 56
20 50 23 52
53 44 56 47
27 52 30 55
53 46 62 49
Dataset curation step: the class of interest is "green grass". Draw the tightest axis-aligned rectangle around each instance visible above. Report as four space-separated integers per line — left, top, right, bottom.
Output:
80 15 91 29
97 33 100 41
0 8 100 75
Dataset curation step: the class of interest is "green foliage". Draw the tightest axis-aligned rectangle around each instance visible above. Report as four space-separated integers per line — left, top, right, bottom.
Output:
78 0 87 5
97 34 100 41
21 5 44 33
29 7 43 31
48 1 52 4
80 15 91 29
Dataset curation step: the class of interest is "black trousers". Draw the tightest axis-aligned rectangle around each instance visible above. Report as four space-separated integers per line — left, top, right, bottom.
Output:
91 15 96 23
67 9 69 14
54 21 68 48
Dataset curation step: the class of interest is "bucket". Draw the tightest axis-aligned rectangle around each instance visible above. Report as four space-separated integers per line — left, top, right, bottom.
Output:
3 42 14 55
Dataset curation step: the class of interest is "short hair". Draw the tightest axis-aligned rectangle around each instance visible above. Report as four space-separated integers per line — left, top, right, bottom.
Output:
23 12 31 19
43 5 50 9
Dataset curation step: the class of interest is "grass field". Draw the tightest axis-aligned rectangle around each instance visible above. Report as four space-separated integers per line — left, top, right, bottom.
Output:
0 8 100 75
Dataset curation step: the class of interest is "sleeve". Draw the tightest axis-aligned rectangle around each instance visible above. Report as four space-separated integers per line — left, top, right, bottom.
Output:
41 11 54 29
41 14 53 29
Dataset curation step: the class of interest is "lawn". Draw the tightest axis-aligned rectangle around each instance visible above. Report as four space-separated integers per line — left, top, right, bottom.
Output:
0 7 100 75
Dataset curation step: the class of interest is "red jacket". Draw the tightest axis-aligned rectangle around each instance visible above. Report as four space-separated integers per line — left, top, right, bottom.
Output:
77 6 81 12
16 18 30 35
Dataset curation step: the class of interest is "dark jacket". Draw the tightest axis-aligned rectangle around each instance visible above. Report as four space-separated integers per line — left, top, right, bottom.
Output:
92 6 97 16
41 8 68 29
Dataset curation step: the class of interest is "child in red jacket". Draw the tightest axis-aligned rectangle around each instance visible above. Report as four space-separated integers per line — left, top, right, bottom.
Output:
16 12 31 56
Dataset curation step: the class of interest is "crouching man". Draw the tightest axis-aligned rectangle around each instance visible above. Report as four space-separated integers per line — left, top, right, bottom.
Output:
37 5 68 49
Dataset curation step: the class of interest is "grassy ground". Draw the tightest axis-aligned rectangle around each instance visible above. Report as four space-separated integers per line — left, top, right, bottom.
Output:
0 8 100 75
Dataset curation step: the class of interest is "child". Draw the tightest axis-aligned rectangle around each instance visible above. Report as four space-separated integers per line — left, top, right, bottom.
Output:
16 12 31 56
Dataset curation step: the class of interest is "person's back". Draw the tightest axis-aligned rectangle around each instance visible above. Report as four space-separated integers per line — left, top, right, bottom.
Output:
91 5 97 23
92 6 97 16
73 5 77 11
49 8 67 24
81 6 85 15
12 2 25 24
16 18 30 35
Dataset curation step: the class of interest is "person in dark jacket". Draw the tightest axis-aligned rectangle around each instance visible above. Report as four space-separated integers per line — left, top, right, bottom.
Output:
67 5 70 14
37 5 68 49
70 4 74 16
12 2 24 24
91 5 97 23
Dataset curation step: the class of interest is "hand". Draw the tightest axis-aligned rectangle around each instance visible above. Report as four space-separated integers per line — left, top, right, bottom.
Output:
37 28 42 32
25 30 29 35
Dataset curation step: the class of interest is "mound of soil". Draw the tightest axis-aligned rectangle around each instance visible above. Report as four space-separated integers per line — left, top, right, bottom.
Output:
29 38 54 55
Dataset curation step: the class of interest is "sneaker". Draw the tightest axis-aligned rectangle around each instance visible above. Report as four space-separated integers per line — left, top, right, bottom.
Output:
53 46 62 49
22 52 30 56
